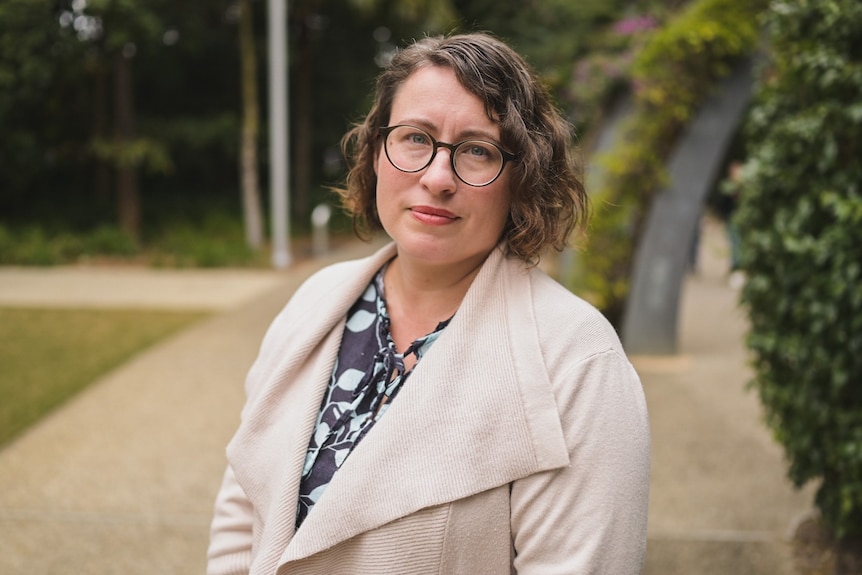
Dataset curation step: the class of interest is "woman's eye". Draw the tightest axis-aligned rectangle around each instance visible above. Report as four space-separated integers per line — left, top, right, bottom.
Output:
406 132 429 145
460 143 494 159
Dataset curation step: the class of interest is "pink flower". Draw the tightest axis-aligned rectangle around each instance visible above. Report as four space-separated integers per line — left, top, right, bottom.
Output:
612 16 656 36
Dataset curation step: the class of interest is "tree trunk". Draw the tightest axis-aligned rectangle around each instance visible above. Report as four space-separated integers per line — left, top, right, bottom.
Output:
114 51 140 241
239 0 264 249
94 63 111 205
293 5 315 225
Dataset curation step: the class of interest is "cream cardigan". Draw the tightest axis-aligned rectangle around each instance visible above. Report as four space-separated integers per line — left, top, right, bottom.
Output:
208 243 650 575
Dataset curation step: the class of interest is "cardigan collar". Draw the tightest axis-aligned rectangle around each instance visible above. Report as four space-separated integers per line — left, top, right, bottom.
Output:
227 242 569 569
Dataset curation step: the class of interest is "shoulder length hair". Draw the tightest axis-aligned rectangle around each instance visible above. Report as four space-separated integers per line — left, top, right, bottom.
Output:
337 32 588 264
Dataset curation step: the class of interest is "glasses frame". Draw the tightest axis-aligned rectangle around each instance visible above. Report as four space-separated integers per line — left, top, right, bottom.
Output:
379 125 517 187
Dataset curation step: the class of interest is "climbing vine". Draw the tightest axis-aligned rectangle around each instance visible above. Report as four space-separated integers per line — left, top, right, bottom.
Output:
566 0 766 326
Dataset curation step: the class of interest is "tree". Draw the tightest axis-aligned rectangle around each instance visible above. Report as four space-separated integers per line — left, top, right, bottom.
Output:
0 0 94 225
291 0 323 225
63 0 169 241
735 0 862 547
239 0 264 249
92 2 157 240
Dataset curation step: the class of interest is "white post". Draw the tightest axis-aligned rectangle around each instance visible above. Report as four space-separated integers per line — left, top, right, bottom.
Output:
268 0 291 268
311 203 332 257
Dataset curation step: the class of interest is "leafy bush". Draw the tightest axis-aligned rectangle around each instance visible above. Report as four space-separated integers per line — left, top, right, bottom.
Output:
0 224 140 265
567 0 766 325
735 0 862 540
0 218 262 268
84 225 140 256
147 212 261 268
0 226 58 265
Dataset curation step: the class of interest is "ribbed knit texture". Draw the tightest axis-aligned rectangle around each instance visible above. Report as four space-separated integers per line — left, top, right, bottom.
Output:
208 243 650 574
284 505 449 574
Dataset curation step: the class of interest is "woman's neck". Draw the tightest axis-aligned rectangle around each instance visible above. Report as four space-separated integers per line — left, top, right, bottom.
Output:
382 253 485 354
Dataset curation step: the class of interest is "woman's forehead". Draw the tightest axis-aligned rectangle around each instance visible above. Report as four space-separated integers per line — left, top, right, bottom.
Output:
388 66 499 137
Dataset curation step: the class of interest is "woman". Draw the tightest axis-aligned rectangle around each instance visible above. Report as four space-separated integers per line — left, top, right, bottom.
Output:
208 32 650 574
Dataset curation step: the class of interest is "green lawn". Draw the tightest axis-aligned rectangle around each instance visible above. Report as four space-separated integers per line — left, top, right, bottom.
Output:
0 307 207 447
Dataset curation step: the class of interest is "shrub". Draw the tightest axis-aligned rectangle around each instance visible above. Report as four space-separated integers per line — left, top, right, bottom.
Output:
147 212 260 268
0 217 267 268
0 225 62 265
0 224 140 265
735 0 862 540
83 225 140 257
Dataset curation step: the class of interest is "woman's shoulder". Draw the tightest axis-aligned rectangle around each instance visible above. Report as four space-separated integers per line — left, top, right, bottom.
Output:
287 243 397 309
246 244 396 393
523 265 627 365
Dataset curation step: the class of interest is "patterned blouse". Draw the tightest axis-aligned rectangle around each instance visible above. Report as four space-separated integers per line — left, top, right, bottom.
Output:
295 265 450 529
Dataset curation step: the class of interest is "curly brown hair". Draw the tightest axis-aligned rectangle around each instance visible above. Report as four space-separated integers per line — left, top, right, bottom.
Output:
337 32 588 263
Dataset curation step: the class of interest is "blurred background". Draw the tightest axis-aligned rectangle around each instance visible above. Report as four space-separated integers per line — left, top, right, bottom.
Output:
0 0 679 268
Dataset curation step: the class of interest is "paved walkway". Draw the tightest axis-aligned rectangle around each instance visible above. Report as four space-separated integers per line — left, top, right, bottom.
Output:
637 217 815 574
0 266 289 311
0 223 813 574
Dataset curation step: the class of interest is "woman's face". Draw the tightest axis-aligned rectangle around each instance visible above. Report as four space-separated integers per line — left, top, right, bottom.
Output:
374 65 512 272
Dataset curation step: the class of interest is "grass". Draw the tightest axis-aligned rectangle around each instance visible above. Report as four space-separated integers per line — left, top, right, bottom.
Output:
0 307 208 448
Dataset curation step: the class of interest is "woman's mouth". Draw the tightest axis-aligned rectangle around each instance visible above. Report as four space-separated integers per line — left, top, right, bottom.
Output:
409 206 459 225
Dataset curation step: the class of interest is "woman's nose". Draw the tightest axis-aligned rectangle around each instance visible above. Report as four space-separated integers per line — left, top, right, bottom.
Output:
419 148 458 193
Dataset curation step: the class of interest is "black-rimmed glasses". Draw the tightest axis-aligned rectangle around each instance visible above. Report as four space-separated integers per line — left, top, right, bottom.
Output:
379 125 516 187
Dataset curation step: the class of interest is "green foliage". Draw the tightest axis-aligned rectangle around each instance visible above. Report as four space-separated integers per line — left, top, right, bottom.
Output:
0 307 206 447
734 0 862 540
350 0 458 30
454 0 633 91
147 212 263 268
0 217 262 268
0 225 139 266
0 0 767 280
0 0 90 204
90 137 173 173
0 0 243 230
0 0 646 265
568 0 766 324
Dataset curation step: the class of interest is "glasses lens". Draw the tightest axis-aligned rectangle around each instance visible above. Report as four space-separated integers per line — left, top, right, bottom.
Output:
384 126 434 172
453 141 504 186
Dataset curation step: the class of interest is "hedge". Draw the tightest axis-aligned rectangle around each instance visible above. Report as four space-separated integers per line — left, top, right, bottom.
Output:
734 0 862 540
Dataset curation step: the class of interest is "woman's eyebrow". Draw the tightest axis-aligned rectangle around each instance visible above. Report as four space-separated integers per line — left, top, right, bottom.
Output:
391 118 501 143
456 128 501 142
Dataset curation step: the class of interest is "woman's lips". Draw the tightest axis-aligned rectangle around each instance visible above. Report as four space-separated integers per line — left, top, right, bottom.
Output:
409 206 459 225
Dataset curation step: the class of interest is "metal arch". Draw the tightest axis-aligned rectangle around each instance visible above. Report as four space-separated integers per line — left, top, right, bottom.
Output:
621 58 755 355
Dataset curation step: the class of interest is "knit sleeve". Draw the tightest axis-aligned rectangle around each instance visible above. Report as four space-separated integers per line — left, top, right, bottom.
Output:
510 349 650 574
207 464 254 575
